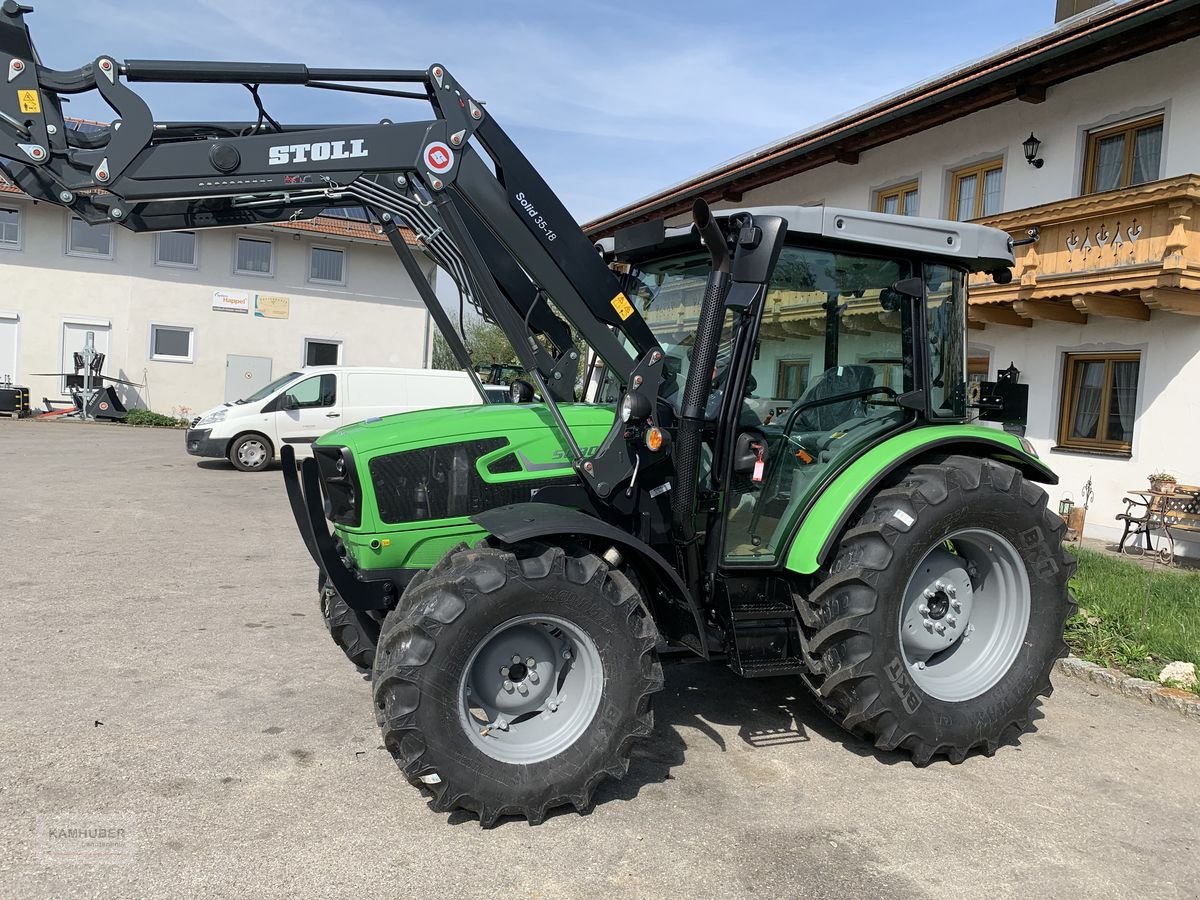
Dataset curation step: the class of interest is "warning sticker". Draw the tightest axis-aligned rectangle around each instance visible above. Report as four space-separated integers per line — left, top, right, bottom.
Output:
610 292 634 321
18 90 40 114
424 141 454 174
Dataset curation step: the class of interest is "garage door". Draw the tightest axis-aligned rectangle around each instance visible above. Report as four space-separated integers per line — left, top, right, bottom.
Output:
0 313 17 383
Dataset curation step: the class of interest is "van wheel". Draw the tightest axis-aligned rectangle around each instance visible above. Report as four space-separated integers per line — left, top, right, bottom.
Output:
229 433 273 471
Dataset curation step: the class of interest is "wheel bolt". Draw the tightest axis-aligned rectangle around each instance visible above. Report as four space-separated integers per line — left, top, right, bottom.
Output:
947 586 957 599
502 680 513 692
915 661 926 670
923 619 933 631
935 623 946 635
525 657 536 668
499 666 509 677
923 588 936 600
496 718 508 731
511 655 522 665
517 683 528 696
947 617 957 628
563 648 572 660
918 604 929 615
528 671 539 684
951 600 962 613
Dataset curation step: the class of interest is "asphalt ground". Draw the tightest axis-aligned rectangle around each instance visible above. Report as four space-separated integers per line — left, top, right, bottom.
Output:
2 421 1198 899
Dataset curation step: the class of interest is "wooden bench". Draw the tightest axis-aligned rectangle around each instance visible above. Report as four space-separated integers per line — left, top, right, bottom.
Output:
1117 485 1200 564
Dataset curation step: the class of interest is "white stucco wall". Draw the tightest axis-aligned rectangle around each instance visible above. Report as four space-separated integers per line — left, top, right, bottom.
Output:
0 200 434 416
673 36 1200 551
976 314 1200 547
704 36 1200 220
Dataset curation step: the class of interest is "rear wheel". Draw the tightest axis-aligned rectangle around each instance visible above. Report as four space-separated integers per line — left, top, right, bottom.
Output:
372 541 662 826
799 455 1075 764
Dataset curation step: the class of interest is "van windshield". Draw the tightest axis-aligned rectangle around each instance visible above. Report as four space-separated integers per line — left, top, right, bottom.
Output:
239 371 303 404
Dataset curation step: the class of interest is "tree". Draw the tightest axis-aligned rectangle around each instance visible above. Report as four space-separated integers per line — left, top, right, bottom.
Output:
431 314 519 372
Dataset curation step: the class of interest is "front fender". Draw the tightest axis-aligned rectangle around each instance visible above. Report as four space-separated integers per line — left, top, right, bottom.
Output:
472 502 707 658
783 425 1057 575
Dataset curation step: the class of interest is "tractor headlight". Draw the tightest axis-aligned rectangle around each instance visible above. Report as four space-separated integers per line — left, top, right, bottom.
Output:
620 389 652 423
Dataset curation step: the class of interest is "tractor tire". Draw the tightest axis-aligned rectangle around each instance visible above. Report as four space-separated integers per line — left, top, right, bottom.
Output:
372 541 663 827
318 576 380 670
315 546 469 675
799 455 1076 765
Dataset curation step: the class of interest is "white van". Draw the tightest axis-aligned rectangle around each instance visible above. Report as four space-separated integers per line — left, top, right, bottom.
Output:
185 366 482 471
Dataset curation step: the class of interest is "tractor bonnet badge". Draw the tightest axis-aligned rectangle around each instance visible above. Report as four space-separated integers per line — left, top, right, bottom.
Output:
425 142 454 174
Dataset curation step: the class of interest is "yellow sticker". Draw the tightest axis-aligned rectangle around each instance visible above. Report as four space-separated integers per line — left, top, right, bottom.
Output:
610 291 634 321
18 90 40 114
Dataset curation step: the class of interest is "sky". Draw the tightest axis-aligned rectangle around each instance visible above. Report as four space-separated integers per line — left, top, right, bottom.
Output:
23 0 1061 223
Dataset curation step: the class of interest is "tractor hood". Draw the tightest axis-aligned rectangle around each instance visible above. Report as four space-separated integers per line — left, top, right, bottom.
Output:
315 402 616 463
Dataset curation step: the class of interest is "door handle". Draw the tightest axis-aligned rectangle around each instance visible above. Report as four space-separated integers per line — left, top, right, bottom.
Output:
325 412 340 418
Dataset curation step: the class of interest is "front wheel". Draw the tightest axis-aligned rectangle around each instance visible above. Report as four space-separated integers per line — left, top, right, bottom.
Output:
228 432 273 472
318 575 380 669
799 455 1076 764
372 542 662 826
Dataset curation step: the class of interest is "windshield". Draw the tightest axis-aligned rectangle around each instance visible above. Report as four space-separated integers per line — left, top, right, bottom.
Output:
621 252 734 412
241 371 303 404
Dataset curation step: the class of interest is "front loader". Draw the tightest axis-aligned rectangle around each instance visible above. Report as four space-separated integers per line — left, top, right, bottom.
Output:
0 2 1075 827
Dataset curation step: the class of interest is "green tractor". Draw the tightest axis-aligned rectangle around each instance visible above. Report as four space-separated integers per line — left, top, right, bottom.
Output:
296 205 1074 826
0 3 1074 828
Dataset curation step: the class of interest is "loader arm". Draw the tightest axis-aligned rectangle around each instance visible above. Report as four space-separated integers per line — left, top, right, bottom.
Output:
0 0 661 497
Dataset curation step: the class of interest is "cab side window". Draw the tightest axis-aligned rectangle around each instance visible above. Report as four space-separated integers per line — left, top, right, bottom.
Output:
283 374 337 409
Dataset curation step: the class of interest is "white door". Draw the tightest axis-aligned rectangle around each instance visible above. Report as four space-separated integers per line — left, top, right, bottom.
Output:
276 372 341 446
0 314 17 384
61 321 111 394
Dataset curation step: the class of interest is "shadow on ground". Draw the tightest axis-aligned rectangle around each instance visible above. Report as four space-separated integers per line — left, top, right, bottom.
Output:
445 658 1041 828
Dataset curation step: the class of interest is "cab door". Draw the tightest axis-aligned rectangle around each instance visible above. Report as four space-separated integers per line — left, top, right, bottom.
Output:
276 372 340 447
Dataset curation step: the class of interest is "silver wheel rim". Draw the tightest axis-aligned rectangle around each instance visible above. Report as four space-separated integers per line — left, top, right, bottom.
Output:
898 528 1031 703
237 439 267 468
459 614 603 764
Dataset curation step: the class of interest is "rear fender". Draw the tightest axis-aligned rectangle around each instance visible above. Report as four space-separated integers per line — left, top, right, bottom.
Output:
783 426 1057 575
472 502 707 659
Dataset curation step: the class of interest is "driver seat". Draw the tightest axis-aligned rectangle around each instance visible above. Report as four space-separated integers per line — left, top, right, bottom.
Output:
788 365 877 431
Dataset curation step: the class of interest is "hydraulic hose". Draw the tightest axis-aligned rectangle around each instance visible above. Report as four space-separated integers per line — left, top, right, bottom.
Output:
672 200 732 542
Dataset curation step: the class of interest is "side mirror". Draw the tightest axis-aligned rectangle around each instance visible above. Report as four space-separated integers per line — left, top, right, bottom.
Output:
283 394 299 411
510 379 535 403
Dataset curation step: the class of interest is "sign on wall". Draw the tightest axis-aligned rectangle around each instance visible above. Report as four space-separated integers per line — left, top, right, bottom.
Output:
212 289 250 314
255 293 291 319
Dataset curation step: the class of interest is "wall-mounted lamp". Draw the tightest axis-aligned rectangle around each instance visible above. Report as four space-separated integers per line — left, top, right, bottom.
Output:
1022 132 1044 168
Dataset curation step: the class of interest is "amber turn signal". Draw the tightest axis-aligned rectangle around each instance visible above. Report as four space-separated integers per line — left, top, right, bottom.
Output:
644 426 667 452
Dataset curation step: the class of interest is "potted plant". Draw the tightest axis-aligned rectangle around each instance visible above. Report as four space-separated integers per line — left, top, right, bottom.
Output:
1149 471 1177 494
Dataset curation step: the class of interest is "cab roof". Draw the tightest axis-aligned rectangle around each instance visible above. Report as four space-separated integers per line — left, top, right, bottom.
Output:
604 204 1015 276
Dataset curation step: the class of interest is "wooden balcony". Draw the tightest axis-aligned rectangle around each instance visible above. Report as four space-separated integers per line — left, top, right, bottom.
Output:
968 174 1200 326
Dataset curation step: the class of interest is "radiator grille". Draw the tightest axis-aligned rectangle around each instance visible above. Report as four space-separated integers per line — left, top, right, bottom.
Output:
369 439 576 524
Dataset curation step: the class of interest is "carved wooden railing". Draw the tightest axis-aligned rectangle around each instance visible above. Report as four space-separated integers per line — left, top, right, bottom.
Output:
969 173 1200 323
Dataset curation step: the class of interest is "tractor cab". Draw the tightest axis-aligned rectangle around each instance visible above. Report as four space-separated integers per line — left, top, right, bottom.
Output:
604 205 1019 564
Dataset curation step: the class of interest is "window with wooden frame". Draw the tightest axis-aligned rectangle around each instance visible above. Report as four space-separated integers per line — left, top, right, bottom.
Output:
1082 115 1163 194
967 352 991 385
1057 352 1140 453
949 159 1003 220
775 358 810 400
875 181 919 216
